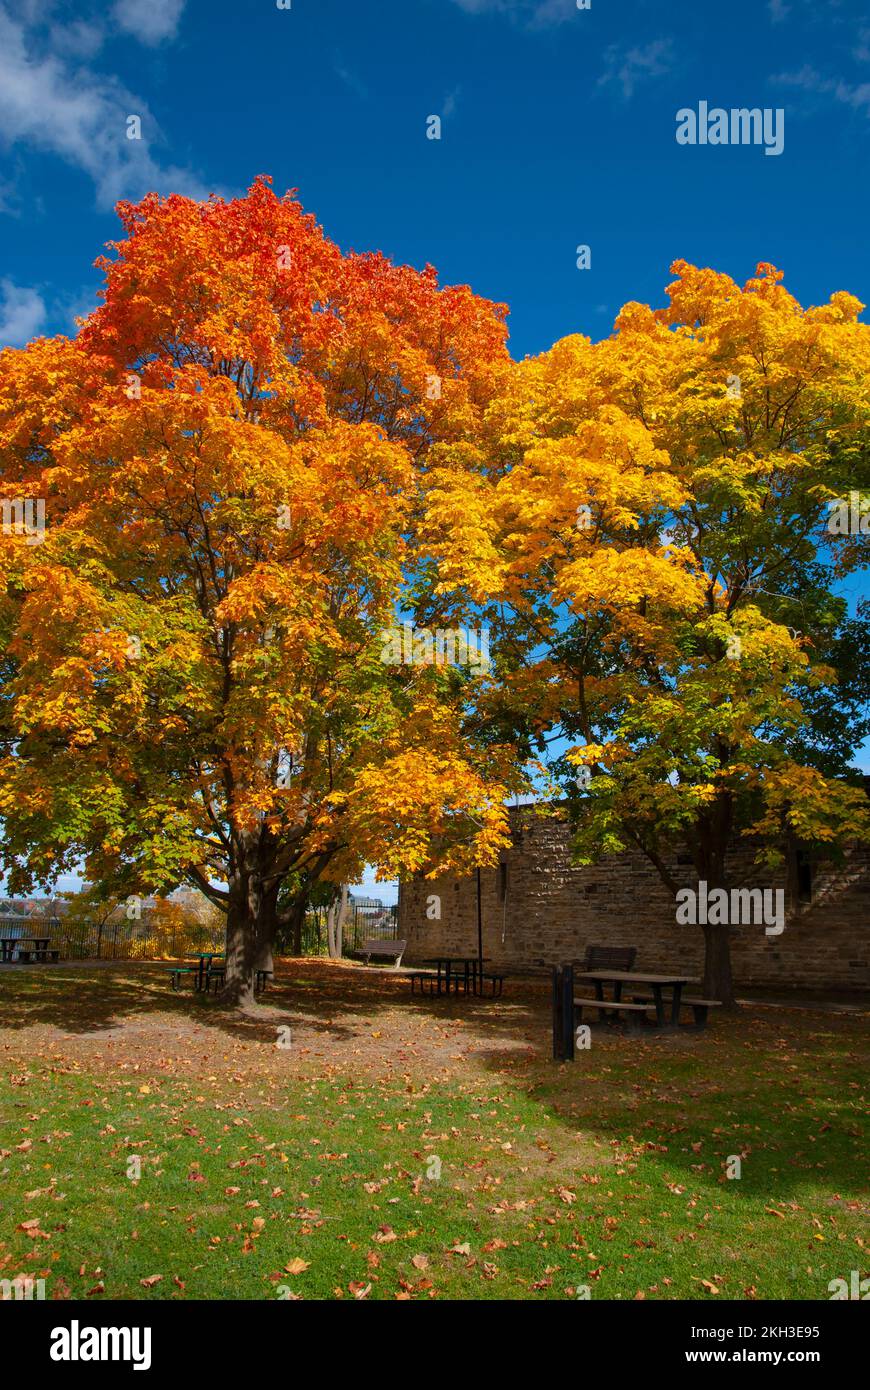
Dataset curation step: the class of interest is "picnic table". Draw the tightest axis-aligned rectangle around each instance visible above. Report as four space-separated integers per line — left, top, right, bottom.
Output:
553 962 713 1059
575 969 696 1027
0 936 53 963
418 955 491 996
194 952 224 991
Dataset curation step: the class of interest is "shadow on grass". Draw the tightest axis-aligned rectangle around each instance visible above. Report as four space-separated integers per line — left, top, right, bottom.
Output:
472 1004 870 1210
0 958 544 1052
2 959 866 1208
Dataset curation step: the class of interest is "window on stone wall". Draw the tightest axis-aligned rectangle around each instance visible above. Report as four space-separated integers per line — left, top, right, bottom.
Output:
498 862 508 902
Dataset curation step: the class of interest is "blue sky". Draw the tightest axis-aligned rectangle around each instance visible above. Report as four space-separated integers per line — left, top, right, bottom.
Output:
2 0 870 357
0 0 868 899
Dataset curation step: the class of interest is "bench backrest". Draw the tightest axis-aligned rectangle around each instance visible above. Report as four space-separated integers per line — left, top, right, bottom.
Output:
581 944 637 972
363 939 406 953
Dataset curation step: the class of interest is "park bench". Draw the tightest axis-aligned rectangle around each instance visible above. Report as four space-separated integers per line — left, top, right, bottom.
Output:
681 997 722 1028
352 939 407 969
410 964 504 998
630 991 722 1030
410 970 438 995
201 966 272 993
477 973 505 997
574 998 653 1033
576 944 638 973
168 967 196 991
572 945 638 1005
1 936 58 964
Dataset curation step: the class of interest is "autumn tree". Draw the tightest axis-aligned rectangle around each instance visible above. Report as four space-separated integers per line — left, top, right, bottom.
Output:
0 178 518 1004
425 261 870 1005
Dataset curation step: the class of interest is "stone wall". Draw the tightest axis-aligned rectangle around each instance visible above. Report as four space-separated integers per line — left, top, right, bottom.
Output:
397 807 870 992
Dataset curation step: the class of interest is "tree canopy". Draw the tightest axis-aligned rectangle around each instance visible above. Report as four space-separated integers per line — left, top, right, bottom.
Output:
0 178 520 1001
423 260 870 1002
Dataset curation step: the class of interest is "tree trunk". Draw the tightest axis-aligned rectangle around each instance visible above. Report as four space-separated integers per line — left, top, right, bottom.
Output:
220 842 272 1007
701 920 736 1008
327 886 349 960
222 895 258 1007
253 882 281 975
696 803 738 1009
291 894 305 956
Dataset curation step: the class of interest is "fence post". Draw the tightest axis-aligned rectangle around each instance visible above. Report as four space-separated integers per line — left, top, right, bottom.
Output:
552 966 562 1060
562 963 575 1062
552 963 575 1062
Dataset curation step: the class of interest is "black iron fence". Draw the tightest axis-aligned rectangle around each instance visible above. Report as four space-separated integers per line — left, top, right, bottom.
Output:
301 904 399 957
0 916 224 962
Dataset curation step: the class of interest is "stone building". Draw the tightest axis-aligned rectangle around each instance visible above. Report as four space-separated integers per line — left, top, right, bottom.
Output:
397 804 869 993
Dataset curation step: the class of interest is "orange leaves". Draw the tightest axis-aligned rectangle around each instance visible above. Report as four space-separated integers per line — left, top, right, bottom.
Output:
0 178 518 908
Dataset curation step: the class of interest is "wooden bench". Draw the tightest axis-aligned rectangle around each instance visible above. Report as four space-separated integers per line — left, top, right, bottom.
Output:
352 939 407 969
572 945 638 1003
199 966 272 994
478 973 505 998
631 992 722 1029
575 944 638 973
569 1000 650 1023
680 997 722 1029
410 970 438 995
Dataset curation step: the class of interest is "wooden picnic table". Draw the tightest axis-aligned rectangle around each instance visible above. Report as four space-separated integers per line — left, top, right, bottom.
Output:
575 969 697 1026
0 936 51 963
422 955 490 996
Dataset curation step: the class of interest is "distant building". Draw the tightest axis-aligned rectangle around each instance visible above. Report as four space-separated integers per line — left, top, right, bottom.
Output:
0 897 68 921
349 894 385 916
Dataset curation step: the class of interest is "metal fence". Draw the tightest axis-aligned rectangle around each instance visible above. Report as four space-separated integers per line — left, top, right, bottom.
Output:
301 904 399 957
0 916 223 962
0 903 398 962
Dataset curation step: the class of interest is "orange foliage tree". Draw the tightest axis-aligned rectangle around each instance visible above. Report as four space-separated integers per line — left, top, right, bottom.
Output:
0 178 520 1004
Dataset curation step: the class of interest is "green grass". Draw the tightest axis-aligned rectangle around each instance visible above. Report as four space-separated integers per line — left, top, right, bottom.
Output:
0 963 867 1300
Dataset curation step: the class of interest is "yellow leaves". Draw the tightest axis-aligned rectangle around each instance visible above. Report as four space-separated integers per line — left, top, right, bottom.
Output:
553 547 704 619
744 764 870 848
421 454 505 602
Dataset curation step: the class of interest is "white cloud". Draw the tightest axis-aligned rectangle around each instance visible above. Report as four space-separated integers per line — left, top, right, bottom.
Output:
598 38 675 101
0 278 46 346
51 18 105 59
333 58 369 100
774 63 870 115
0 4 208 208
450 0 576 27
112 0 185 46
